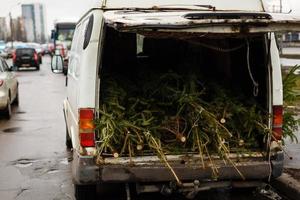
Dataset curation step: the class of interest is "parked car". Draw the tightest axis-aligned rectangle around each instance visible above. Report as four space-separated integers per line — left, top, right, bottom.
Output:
25 43 43 64
5 42 27 58
51 0 300 199
48 43 55 55
0 49 8 59
4 47 13 58
0 41 7 59
42 43 52 55
0 57 19 119
13 48 40 71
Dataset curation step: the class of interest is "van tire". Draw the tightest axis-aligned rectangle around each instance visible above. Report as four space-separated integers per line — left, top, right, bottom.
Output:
75 184 97 200
66 126 72 149
97 183 126 198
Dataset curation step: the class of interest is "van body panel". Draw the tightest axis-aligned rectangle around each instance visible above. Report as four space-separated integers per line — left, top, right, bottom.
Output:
78 10 103 108
65 10 103 151
77 10 102 109
99 0 265 12
78 40 99 108
66 21 83 151
103 11 300 33
72 151 284 184
270 34 283 106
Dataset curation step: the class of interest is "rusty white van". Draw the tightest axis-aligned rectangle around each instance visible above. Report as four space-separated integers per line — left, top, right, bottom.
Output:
51 0 300 199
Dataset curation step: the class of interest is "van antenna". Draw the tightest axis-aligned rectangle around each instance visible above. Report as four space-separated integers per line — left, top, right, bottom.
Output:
259 0 266 12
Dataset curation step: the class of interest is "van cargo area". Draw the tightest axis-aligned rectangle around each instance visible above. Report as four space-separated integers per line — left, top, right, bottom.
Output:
82 26 284 185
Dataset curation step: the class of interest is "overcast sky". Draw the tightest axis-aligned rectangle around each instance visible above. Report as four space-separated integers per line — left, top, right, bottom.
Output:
0 0 96 33
0 0 299 34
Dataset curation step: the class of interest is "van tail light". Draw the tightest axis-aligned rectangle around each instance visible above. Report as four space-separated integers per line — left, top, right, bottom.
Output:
0 80 4 87
272 105 283 141
79 108 95 147
34 52 38 62
12 51 16 62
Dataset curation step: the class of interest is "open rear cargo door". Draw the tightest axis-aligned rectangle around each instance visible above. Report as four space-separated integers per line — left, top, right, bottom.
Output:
104 11 300 33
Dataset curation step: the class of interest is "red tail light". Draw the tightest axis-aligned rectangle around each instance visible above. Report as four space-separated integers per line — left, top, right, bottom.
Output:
12 51 16 62
0 80 4 87
272 105 283 141
79 108 95 147
34 53 38 62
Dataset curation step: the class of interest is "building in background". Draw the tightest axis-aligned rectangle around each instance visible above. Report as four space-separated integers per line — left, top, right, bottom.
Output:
282 33 300 42
0 17 9 41
12 17 26 42
22 3 46 43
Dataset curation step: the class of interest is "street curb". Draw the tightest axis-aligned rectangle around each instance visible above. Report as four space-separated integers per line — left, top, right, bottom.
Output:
272 173 300 200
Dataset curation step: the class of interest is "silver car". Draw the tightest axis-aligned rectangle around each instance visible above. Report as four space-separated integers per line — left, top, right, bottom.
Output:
0 57 19 119
0 49 8 59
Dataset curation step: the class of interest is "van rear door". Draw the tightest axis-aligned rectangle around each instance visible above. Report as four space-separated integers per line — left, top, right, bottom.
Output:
103 11 300 33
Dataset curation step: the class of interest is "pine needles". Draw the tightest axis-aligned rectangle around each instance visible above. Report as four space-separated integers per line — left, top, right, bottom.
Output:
282 65 300 143
94 70 273 182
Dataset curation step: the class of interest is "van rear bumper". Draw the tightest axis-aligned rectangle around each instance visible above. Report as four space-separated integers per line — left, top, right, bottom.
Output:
72 151 284 185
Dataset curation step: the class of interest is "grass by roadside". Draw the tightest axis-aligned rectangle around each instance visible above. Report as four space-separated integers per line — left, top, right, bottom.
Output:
289 76 300 107
283 69 300 107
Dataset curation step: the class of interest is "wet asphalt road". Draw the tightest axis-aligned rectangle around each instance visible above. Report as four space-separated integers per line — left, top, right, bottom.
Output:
0 56 73 200
0 56 290 200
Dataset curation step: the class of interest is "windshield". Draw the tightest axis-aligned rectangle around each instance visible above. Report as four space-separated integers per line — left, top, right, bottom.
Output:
16 48 35 56
57 29 75 41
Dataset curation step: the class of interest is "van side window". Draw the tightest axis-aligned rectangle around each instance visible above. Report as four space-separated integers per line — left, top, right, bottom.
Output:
83 14 94 50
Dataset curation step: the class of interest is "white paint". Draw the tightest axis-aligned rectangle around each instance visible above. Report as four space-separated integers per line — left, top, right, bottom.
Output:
270 33 283 106
99 0 264 11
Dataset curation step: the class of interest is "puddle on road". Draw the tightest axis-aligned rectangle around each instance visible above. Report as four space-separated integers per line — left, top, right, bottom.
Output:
15 111 27 114
47 169 60 174
2 127 22 133
60 158 72 165
15 162 33 168
12 159 36 168
14 119 29 122
60 159 69 165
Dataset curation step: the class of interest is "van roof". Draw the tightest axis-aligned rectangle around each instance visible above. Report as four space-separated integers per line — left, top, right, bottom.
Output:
97 0 265 12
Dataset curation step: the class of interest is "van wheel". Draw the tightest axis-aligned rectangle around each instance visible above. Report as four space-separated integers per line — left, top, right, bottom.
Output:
3 99 11 119
97 183 126 198
75 184 97 200
210 188 231 200
66 126 72 149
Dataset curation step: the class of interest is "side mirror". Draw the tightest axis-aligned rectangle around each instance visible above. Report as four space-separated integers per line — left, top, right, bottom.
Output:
51 55 64 73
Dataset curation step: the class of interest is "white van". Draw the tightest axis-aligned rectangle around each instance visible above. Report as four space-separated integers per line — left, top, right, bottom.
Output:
51 0 300 199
